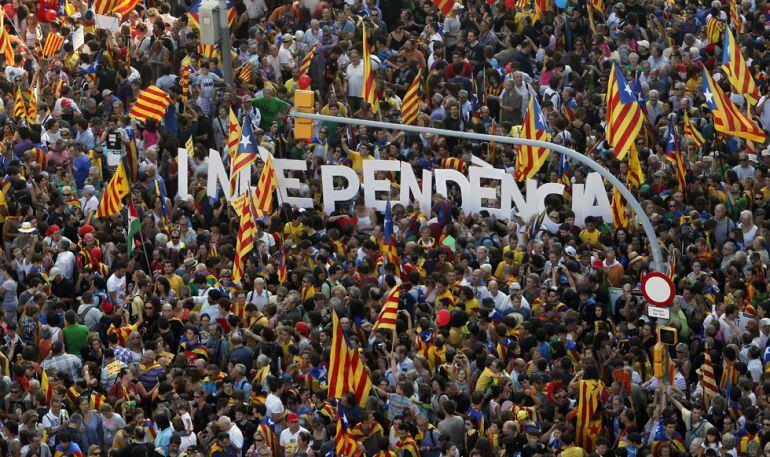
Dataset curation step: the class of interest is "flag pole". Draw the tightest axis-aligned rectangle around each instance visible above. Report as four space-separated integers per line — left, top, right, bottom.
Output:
129 196 154 275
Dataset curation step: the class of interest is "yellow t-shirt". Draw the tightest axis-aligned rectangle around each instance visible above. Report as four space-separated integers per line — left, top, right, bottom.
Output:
579 228 600 247
283 222 304 241
348 150 372 176
165 274 185 295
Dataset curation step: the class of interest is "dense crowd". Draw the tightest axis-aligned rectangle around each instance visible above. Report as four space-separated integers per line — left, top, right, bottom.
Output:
1 0 770 455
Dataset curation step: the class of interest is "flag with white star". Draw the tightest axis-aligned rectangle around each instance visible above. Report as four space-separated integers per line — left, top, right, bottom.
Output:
605 63 644 161
702 68 765 143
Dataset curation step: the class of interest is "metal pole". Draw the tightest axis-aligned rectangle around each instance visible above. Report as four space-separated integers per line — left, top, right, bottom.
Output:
291 111 666 273
218 0 234 85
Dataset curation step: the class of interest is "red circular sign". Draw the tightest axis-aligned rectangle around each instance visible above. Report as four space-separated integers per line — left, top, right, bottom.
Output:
641 272 675 307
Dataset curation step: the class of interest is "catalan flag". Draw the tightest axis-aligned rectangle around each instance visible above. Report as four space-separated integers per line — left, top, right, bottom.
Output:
81 52 100 82
372 285 400 333
259 422 279 456
722 26 759 105
227 108 241 161
230 115 258 197
667 250 678 281
298 42 317 76
563 98 577 122
361 23 379 112
606 63 644 160
380 196 400 274
113 0 140 16
336 404 359 457
198 43 216 59
514 95 550 181
729 0 743 33
575 379 604 452
232 192 257 284
24 89 37 124
707 16 724 44
186 135 194 158
89 391 106 410
559 152 571 192
611 188 628 230
179 65 191 102
188 0 201 27
277 243 287 284
665 116 687 191
42 369 53 405
720 358 738 392
401 70 422 126
0 11 13 65
42 33 63 57
626 143 644 187
239 64 252 83
433 0 456 15
702 351 717 405
226 0 236 27
14 88 26 120
107 322 138 346
590 0 604 14
96 163 130 218
129 86 171 122
682 111 704 148
92 0 116 14
253 155 278 216
702 68 765 143
329 311 371 406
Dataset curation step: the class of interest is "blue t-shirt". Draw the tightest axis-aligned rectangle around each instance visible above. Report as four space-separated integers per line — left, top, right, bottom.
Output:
72 154 92 189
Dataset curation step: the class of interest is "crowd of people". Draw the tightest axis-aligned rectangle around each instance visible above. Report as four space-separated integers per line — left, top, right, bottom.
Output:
0 0 770 455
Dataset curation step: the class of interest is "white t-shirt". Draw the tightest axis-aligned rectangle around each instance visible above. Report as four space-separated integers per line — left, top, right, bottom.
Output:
54 251 76 280
107 274 127 307
279 426 309 454
227 424 244 450
345 61 364 97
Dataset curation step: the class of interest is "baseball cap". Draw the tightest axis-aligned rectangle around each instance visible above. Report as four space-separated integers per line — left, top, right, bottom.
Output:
287 413 299 422
761 318 770 327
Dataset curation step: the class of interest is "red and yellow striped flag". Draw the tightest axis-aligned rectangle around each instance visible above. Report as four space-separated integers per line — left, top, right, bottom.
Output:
702 68 765 143
239 64 252 83
227 108 241 160
253 155 278 216
611 188 628 230
707 17 724 44
113 0 141 16
0 11 14 65
702 351 718 404
41 369 53 405
232 192 257 284
90 392 107 410
13 88 26 120
626 143 644 187
96 163 130 218
722 26 759 105
720 359 738 391
25 89 37 124
372 286 400 332
729 0 743 33
401 69 422 125
683 111 704 148
433 0 456 15
298 42 317 76
336 406 359 457
179 65 191 102
514 95 551 181
606 63 644 160
575 379 604 452
42 33 63 57
198 43 216 59
93 0 117 14
361 23 379 113
590 0 604 13
329 311 372 406
129 85 171 122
